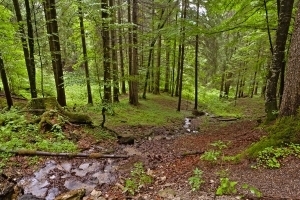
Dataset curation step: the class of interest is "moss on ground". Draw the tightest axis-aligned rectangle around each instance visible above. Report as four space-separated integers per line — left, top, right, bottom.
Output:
244 115 300 158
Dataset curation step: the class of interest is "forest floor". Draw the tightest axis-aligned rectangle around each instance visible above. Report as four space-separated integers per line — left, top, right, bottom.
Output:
2 95 300 200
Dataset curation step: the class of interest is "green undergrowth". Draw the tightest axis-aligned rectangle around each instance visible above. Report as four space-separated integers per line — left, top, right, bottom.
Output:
0 108 77 172
107 94 187 126
244 115 300 158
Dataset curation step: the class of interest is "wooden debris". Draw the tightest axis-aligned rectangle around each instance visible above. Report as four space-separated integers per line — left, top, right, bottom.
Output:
0 148 129 159
180 151 204 157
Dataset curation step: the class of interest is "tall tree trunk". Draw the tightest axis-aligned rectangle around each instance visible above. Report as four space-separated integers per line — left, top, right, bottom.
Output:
32 0 44 97
44 0 66 106
102 0 112 103
265 0 294 120
0 54 13 109
110 0 119 103
129 0 139 105
279 1 300 116
177 0 187 112
127 0 133 101
194 0 200 110
164 39 170 93
13 0 37 98
78 0 93 105
153 35 161 94
118 0 126 94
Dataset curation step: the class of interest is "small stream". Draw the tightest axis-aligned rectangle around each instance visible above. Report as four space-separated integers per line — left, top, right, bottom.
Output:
18 159 116 199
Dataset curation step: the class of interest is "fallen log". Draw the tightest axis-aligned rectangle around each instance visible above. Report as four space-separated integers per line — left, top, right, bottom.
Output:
181 151 204 157
0 148 129 159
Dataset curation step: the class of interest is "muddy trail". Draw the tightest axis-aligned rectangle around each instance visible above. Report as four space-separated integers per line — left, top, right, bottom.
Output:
2 98 300 200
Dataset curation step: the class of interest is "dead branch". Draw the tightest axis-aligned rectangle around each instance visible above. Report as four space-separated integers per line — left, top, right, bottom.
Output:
181 151 204 157
0 148 129 159
217 118 238 121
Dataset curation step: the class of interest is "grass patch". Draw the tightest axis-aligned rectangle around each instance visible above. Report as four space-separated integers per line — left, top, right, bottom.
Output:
107 94 187 126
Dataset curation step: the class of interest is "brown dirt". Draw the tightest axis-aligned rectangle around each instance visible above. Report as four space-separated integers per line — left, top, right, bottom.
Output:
2 97 300 200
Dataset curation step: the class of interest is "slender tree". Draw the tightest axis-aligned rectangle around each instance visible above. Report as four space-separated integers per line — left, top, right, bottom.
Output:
44 0 67 106
129 0 139 105
265 0 294 120
110 0 119 102
78 0 93 104
118 0 126 94
102 0 112 103
177 0 187 111
153 34 161 94
12 0 37 98
194 0 200 110
0 54 13 109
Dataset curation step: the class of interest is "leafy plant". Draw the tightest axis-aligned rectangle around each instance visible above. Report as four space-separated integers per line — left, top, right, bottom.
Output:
242 184 262 198
200 150 221 163
123 162 153 195
188 168 205 191
200 140 230 164
254 144 300 169
216 177 238 196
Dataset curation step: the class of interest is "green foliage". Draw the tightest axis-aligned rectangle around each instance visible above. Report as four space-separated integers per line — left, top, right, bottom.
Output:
253 144 300 169
200 150 221 163
188 168 205 191
0 108 77 171
183 87 242 117
200 140 230 164
245 116 300 158
216 177 238 196
123 162 153 195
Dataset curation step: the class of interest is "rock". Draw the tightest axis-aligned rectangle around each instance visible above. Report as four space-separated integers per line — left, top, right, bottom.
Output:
54 189 85 200
18 194 44 200
157 188 176 199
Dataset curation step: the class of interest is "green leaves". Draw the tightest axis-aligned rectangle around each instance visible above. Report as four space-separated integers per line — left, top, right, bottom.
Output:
216 177 238 196
188 168 205 191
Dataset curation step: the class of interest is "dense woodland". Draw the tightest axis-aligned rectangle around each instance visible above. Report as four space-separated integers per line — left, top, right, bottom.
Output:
0 0 300 119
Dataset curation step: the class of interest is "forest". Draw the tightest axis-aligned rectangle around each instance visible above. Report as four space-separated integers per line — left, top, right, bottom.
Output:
1 0 300 199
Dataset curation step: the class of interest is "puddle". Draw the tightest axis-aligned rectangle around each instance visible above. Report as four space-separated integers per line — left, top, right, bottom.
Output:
18 159 116 199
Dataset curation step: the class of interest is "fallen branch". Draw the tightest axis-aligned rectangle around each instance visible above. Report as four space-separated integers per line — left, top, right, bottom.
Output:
217 118 238 121
181 151 204 157
0 148 129 159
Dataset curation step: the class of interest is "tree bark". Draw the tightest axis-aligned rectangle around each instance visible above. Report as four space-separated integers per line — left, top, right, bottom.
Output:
78 0 93 105
177 0 187 112
102 0 112 103
110 0 119 103
0 54 13 109
279 1 300 116
164 39 170 93
118 0 126 94
194 0 200 110
265 0 294 120
129 0 139 105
